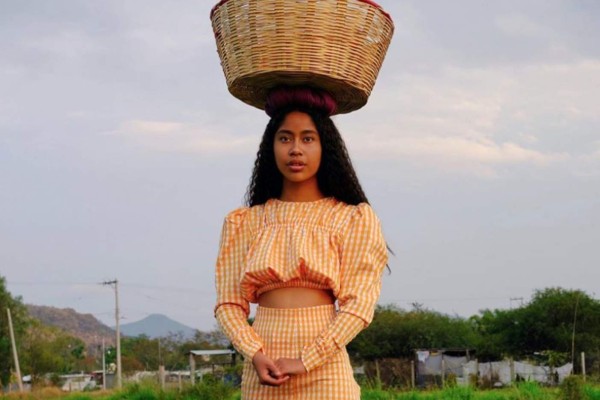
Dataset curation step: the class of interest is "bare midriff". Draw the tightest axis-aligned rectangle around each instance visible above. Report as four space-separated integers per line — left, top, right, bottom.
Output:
258 287 335 308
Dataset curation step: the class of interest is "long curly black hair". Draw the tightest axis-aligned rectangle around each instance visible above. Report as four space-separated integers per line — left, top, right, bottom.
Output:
245 105 369 207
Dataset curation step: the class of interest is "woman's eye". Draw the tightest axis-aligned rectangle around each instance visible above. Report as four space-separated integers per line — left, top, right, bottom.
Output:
278 136 290 142
303 137 315 142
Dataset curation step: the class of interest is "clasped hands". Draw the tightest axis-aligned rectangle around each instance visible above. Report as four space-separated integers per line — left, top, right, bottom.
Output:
252 350 307 386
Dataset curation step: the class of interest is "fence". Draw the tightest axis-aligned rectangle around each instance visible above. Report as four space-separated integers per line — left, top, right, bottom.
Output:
416 351 573 387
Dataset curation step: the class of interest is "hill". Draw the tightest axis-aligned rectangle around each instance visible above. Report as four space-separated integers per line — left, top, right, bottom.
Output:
26 304 115 346
120 314 197 339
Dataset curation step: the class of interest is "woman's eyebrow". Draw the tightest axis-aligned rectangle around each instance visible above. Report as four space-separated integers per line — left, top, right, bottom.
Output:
276 129 318 134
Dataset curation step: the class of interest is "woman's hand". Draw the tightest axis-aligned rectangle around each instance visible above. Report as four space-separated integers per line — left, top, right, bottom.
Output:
252 351 290 386
275 358 308 376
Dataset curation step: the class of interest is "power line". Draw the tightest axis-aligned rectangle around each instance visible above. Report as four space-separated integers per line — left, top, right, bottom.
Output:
9 280 204 294
11 279 536 306
390 296 516 303
510 297 525 308
9 280 101 286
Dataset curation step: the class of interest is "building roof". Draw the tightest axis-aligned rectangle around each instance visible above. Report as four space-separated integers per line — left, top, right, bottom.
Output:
188 349 236 356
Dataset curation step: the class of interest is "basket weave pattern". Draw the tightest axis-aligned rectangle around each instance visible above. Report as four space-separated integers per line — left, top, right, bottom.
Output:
211 0 394 114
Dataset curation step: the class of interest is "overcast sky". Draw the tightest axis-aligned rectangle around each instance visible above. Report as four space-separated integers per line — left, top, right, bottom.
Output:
1 0 599 332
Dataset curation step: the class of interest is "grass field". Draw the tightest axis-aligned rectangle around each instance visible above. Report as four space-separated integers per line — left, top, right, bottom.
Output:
2 380 600 400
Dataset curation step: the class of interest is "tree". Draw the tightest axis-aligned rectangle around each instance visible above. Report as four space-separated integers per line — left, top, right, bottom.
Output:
120 335 160 372
116 329 229 373
473 287 600 365
348 304 478 361
0 275 28 387
19 320 88 383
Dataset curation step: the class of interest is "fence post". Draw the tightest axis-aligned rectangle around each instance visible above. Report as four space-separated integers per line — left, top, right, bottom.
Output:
510 358 515 385
441 354 445 388
411 360 415 389
375 359 381 388
189 353 196 385
581 352 586 381
159 365 165 389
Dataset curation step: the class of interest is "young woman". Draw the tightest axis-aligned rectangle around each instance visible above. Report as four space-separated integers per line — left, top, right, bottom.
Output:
214 87 388 399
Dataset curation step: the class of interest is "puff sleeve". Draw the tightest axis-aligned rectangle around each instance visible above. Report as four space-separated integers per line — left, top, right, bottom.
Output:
214 208 264 360
300 203 388 371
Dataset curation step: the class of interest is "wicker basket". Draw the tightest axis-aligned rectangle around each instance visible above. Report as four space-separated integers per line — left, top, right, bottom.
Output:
211 0 394 114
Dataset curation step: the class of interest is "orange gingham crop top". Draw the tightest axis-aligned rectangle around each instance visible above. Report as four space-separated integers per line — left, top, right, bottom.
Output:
214 197 388 372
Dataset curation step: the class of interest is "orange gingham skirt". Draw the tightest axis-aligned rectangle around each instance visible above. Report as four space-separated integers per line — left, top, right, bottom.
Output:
241 304 360 400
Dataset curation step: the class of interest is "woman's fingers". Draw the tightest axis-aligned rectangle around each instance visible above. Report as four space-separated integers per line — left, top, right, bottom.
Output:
252 351 290 386
275 358 308 375
260 371 290 386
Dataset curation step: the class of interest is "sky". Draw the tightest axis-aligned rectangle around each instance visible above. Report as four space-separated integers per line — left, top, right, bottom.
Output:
1 0 599 333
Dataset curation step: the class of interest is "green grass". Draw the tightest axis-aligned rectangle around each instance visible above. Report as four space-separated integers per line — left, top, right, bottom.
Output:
362 383 565 400
3 381 600 400
584 385 600 400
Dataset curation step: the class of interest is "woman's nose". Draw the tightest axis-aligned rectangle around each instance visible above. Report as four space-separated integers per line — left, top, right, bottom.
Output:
289 140 302 155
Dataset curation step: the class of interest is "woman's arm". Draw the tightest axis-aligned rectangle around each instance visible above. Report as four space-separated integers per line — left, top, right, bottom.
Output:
214 208 264 360
298 203 388 372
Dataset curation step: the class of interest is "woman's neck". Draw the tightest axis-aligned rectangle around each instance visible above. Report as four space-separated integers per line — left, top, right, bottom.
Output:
279 181 324 202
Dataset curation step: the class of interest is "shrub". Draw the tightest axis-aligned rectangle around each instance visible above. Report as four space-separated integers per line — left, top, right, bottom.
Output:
560 376 586 400
180 380 236 400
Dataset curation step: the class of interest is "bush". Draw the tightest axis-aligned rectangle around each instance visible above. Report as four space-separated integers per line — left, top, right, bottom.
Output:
516 381 552 400
560 376 586 400
180 380 236 400
107 383 159 400
584 384 600 400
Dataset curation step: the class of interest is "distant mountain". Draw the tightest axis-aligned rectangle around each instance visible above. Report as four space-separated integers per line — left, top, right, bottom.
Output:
26 304 115 346
119 314 197 339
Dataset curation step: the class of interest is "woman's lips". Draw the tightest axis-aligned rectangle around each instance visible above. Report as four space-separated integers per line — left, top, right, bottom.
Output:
287 161 305 172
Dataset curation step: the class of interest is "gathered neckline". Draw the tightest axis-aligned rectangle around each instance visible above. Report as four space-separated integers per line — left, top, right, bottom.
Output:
270 197 334 205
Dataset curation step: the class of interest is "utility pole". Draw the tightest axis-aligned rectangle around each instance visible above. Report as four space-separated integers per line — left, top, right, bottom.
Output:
6 308 23 392
102 279 122 389
102 339 106 390
509 297 524 308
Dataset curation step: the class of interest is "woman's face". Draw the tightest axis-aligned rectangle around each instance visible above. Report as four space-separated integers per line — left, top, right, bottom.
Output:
273 111 322 188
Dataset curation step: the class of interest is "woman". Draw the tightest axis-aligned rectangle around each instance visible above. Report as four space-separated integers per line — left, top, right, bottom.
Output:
214 87 388 399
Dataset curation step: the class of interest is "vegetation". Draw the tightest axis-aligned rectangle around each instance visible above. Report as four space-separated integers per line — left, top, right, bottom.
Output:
1 276 28 387
349 303 478 360
2 277 98 385
116 330 228 373
349 288 600 380
471 288 600 365
2 271 600 392
20 321 87 383
1 275 229 388
2 381 600 400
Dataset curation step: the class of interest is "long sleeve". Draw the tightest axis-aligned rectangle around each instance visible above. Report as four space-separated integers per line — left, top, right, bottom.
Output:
300 203 388 371
214 208 264 360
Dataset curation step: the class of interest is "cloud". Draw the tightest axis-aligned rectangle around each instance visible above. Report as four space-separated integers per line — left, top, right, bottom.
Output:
350 135 568 165
494 14 551 38
109 119 259 155
338 59 600 176
107 57 599 178
573 141 600 178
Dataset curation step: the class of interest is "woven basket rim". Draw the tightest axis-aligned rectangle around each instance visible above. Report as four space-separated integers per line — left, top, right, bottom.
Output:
211 0 395 114
210 0 393 22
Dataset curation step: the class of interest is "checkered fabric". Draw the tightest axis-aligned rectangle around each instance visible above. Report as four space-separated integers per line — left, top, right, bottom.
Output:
241 304 360 399
214 197 388 376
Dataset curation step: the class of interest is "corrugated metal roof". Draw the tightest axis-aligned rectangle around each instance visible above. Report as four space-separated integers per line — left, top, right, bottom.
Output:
188 349 235 356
